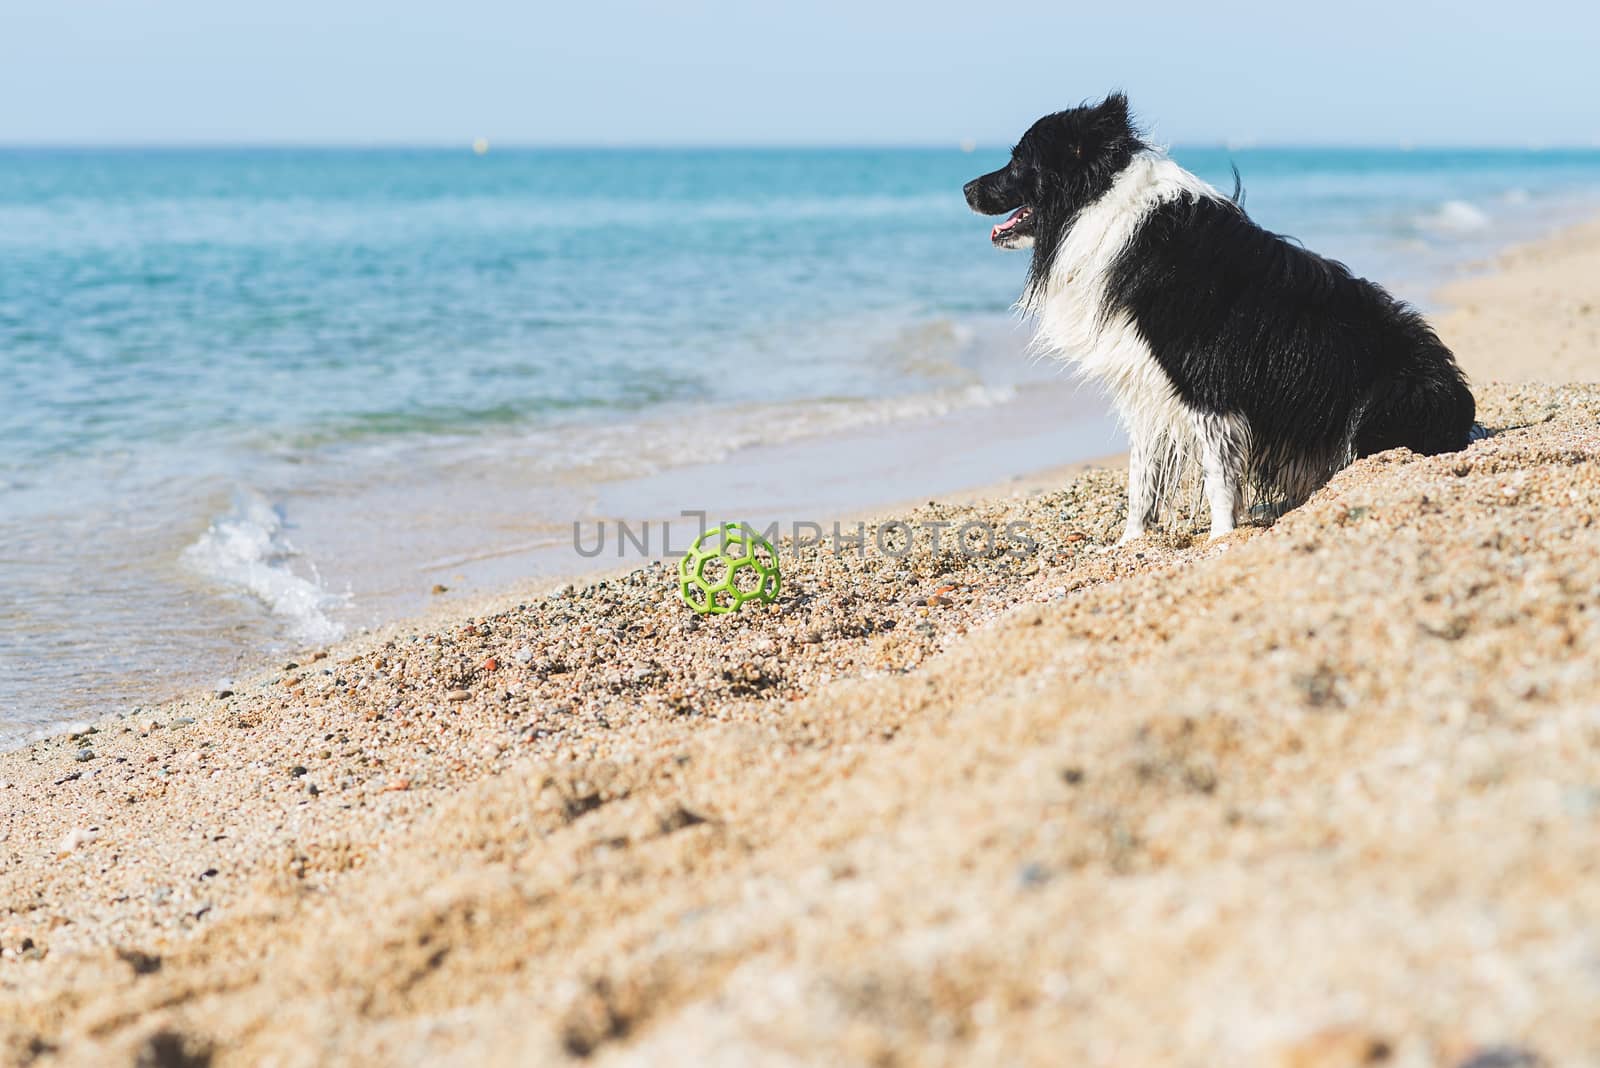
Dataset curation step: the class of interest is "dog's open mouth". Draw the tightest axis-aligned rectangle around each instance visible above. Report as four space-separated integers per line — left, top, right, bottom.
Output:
990 206 1032 245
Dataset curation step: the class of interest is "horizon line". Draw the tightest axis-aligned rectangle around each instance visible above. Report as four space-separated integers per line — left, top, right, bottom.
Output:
3 139 1600 153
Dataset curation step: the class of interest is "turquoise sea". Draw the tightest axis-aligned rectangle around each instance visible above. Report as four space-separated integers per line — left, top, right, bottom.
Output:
4 145 1600 743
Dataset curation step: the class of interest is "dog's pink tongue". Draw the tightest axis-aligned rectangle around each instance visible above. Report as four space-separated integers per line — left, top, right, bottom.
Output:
991 207 1026 240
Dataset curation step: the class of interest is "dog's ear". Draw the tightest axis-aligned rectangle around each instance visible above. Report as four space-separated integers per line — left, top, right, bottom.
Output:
1093 92 1130 129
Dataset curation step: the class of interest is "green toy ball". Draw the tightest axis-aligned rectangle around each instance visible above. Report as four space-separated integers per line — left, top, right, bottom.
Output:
678 522 782 614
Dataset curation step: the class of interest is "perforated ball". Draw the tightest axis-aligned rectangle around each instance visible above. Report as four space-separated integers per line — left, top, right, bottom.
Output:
677 522 781 614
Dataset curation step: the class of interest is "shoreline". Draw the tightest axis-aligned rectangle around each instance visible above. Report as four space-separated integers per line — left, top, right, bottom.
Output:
0 437 1132 759
3 215 1599 1064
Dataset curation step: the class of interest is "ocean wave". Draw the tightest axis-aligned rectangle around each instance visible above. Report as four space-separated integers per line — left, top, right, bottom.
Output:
539 382 1021 483
878 318 981 379
1418 200 1492 234
182 489 347 645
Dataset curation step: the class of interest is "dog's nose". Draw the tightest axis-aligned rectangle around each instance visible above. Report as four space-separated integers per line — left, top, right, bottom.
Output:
963 179 984 208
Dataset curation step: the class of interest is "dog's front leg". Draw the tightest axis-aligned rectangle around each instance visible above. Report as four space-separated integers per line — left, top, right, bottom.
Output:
1192 410 1246 538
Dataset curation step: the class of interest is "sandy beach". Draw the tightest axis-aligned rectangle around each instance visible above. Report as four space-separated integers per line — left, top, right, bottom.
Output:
3 220 1599 1066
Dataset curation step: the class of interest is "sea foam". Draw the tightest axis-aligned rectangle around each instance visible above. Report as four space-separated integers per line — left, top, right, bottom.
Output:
1419 200 1492 233
182 490 347 645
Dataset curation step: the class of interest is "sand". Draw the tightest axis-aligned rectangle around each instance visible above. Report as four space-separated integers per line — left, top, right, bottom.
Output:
1438 216 1600 385
2 222 1598 1068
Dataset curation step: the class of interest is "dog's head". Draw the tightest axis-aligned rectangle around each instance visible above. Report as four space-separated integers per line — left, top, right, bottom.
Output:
964 93 1145 297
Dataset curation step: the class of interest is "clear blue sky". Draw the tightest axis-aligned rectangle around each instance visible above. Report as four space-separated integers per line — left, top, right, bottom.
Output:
4 0 1597 146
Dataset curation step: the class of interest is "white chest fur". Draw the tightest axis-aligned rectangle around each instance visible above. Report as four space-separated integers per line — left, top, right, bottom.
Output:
1030 154 1222 411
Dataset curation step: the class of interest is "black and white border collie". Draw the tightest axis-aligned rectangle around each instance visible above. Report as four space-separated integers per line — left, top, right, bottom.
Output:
965 93 1476 542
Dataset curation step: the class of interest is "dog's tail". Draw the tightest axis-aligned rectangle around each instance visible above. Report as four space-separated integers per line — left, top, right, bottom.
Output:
1353 357 1477 458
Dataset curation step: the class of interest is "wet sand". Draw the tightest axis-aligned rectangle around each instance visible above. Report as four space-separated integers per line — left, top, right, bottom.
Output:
2 222 1599 1067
